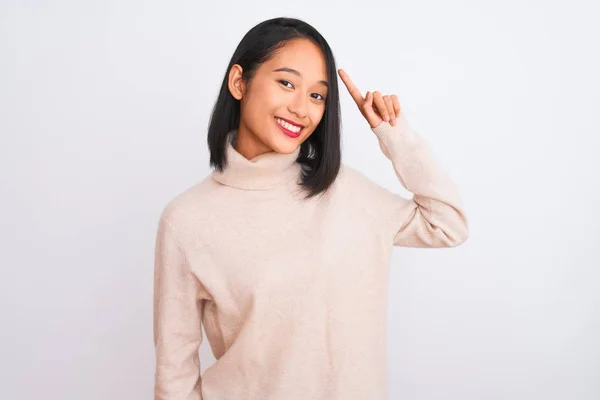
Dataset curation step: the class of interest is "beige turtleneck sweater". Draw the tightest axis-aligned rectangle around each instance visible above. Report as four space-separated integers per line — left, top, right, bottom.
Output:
153 115 468 400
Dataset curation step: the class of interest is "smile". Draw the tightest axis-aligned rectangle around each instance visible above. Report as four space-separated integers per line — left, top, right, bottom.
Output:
275 117 303 134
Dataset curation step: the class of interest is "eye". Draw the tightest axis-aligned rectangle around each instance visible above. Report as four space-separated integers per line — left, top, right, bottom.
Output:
311 93 325 101
279 80 293 89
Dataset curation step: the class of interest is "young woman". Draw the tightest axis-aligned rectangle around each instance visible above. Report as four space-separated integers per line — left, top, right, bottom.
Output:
153 16 468 400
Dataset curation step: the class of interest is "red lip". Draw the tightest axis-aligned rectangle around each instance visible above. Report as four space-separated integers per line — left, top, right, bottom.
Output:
276 117 304 128
276 120 302 138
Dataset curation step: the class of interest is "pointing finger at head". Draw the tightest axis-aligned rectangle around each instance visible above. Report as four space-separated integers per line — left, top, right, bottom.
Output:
338 69 364 107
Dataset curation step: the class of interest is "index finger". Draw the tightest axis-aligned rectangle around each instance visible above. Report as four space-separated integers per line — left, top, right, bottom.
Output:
338 69 364 106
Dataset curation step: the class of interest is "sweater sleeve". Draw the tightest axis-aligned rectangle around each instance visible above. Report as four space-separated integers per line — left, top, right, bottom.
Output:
370 114 469 248
153 216 207 400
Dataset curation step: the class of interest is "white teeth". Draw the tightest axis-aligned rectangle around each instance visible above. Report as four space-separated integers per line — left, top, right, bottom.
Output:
276 118 302 133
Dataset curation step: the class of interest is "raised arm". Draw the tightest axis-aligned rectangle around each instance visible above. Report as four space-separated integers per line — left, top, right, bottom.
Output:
371 116 468 247
338 68 468 247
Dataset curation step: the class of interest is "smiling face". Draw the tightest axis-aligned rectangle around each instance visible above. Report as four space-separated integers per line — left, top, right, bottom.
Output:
228 38 329 159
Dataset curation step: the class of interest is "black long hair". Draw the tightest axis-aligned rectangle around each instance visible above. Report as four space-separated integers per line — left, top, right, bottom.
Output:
207 17 342 200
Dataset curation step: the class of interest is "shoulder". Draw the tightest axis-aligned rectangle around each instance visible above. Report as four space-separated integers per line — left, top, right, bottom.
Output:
157 175 219 239
338 162 391 196
337 161 410 223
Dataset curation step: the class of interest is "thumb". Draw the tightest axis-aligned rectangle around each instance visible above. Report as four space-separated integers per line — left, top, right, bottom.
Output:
363 91 382 128
365 91 373 107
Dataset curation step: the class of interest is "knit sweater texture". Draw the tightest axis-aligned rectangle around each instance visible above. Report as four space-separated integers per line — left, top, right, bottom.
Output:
153 115 469 400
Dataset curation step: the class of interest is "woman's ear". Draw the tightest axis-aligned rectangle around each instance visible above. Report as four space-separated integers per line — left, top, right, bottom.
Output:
228 64 245 100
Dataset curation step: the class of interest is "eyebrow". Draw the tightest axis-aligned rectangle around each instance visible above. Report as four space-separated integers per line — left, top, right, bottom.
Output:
273 67 329 88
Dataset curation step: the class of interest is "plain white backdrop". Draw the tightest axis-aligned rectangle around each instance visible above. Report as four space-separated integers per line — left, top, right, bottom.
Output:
1 0 599 399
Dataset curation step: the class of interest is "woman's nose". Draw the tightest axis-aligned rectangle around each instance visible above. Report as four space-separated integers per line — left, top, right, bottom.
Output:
288 93 308 118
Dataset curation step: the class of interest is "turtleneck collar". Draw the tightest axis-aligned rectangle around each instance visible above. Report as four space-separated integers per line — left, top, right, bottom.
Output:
211 130 302 190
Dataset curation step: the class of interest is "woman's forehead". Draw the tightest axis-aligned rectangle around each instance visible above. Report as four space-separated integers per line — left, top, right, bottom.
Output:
262 40 327 79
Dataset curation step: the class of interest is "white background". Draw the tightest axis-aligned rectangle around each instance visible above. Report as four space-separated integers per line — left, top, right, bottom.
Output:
1 1 599 399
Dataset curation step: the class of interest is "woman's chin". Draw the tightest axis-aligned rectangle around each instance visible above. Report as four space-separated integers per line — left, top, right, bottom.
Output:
268 135 301 154
271 142 299 155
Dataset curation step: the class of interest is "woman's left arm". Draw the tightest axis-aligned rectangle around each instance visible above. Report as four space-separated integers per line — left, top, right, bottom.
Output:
339 69 468 248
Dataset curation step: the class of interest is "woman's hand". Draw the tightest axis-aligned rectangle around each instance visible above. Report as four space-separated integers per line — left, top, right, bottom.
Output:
338 69 401 128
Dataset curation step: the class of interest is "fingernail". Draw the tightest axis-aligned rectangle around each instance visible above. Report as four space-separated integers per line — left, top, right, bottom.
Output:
385 115 390 122
391 118 396 126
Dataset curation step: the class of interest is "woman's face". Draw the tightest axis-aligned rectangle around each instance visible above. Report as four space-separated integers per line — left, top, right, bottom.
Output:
228 38 329 159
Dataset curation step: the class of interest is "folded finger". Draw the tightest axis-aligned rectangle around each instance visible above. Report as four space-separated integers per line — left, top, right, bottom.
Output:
384 95 395 125
391 94 401 117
